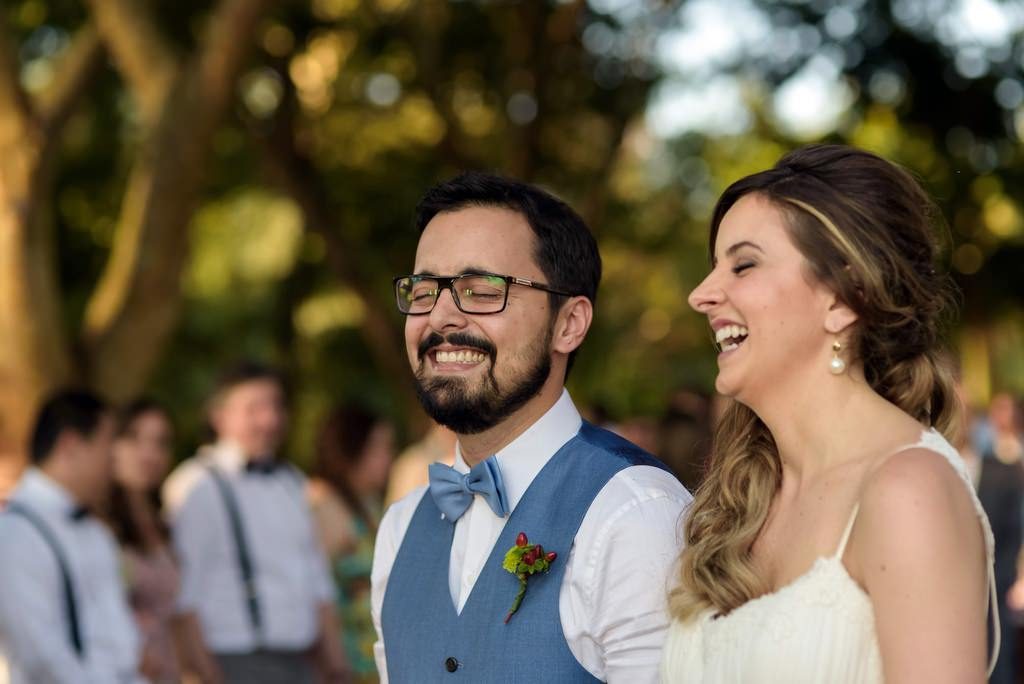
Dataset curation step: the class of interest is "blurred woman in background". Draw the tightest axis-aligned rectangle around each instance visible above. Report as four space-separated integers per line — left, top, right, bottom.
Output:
107 398 181 684
308 405 395 683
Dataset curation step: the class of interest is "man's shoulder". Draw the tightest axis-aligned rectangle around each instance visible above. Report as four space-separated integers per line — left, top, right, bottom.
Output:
571 422 674 472
379 485 429 540
0 507 46 553
603 462 691 502
576 424 692 517
162 456 218 515
0 503 71 579
373 485 429 580
574 462 690 571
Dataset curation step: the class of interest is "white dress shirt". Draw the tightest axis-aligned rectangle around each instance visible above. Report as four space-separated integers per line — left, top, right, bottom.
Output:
0 468 142 684
163 441 334 653
371 390 692 683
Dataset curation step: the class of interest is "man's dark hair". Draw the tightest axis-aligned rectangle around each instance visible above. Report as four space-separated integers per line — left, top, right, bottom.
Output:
29 389 109 464
414 171 602 308
209 360 290 408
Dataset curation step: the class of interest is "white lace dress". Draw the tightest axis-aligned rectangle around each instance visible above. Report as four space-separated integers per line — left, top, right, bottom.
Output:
660 430 998 683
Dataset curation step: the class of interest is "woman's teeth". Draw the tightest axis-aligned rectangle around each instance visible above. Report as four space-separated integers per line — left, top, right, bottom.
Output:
436 350 486 364
715 325 749 351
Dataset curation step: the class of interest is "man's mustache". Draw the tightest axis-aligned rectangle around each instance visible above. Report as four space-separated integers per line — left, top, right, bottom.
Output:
418 332 497 361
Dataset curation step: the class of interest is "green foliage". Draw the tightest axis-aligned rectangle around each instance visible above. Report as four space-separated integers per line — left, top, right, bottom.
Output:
7 0 1023 468
502 542 553 576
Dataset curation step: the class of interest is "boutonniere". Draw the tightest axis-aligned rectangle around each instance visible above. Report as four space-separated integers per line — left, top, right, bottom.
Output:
502 531 557 623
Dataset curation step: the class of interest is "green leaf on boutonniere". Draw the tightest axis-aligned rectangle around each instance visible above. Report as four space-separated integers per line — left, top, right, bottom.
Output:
502 532 558 623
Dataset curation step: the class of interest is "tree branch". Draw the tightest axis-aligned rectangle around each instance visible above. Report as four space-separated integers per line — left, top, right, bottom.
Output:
0 11 38 146
194 0 275 127
81 0 274 399
36 24 105 139
505 1 549 180
0 14 78 469
247 79 425 428
84 0 178 123
407 0 482 170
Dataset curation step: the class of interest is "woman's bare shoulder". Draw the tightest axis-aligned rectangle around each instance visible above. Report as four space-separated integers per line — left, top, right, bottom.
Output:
855 445 983 571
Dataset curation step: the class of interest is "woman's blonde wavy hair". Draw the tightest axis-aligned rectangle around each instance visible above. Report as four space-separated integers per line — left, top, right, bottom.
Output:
669 144 962 621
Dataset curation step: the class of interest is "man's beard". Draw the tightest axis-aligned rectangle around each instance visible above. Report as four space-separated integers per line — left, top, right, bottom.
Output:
413 328 552 435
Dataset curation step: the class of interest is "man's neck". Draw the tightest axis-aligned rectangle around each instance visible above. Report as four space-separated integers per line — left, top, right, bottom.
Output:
216 438 276 463
39 461 89 508
457 384 564 466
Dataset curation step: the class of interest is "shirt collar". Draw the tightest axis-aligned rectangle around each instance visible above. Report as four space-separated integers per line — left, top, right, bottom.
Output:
453 388 582 512
14 468 80 517
199 440 249 473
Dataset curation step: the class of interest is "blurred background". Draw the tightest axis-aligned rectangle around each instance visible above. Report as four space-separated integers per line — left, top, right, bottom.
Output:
1 0 1023 487
4 2 1024 681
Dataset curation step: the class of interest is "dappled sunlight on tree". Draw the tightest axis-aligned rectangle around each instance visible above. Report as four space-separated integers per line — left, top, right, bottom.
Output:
0 0 1021 481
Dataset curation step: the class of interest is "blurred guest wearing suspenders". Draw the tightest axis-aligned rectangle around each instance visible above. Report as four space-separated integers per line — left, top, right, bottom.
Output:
163 362 346 684
0 389 144 683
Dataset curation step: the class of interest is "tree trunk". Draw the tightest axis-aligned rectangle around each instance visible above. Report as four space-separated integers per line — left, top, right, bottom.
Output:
0 18 85 486
0 1 272 490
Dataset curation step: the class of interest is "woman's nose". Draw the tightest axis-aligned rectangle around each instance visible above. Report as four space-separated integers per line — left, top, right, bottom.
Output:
688 271 724 313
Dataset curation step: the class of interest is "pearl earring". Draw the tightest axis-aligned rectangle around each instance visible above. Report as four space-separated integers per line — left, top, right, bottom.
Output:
829 340 846 375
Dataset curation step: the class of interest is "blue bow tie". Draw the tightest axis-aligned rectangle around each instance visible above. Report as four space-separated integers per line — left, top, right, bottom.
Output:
428 457 509 523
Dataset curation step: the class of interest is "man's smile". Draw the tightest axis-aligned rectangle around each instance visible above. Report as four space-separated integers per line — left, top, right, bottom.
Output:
431 347 489 371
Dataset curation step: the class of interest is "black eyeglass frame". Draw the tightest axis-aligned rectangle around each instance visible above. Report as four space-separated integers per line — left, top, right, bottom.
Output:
392 272 576 315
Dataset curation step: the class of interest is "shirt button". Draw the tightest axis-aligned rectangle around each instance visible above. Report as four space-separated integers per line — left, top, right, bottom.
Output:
445 657 459 672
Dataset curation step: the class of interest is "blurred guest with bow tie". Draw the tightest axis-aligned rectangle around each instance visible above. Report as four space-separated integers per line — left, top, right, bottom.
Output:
163 361 346 684
0 389 144 683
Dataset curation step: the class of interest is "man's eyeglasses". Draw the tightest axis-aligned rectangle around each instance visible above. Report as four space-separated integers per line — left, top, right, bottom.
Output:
393 272 574 315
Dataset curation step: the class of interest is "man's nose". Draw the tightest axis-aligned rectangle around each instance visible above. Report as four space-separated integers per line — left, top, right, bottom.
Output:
428 286 468 330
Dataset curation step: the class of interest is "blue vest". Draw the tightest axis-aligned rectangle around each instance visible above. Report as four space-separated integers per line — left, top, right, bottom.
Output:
381 422 668 683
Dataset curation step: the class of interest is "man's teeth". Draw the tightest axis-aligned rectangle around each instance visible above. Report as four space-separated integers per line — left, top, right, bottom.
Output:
436 350 486 364
715 325 749 344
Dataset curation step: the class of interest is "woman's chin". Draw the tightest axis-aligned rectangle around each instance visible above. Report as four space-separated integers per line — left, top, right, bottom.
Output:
714 373 740 399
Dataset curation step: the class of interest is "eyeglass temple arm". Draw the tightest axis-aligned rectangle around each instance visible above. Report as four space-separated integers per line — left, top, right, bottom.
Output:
510 277 574 297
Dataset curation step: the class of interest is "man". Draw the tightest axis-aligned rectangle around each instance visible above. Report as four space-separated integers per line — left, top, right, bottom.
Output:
372 172 692 682
0 389 143 683
163 362 346 683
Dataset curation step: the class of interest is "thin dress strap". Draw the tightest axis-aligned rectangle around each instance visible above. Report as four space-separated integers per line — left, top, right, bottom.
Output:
832 494 998 676
903 430 1000 677
860 431 1000 677
988 563 1001 676
834 502 860 559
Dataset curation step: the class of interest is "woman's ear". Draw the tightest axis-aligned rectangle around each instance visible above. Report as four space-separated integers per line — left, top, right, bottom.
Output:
824 296 858 335
553 296 593 355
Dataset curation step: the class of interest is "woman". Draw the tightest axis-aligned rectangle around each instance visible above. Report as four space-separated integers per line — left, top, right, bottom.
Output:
308 406 395 683
662 144 997 682
108 398 181 684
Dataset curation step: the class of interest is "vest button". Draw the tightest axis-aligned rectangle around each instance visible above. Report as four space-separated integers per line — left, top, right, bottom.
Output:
445 657 459 672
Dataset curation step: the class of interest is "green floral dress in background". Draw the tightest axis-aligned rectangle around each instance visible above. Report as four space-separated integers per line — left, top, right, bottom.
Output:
332 506 380 683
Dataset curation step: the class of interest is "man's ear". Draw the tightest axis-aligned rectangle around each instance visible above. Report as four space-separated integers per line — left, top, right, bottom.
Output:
53 429 83 462
824 296 858 335
207 402 225 437
552 297 593 355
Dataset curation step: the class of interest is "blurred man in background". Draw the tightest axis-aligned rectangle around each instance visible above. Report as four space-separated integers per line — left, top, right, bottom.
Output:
0 389 143 683
163 362 346 684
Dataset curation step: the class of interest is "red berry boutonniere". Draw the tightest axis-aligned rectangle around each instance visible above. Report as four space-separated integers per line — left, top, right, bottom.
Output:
501 531 557 623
